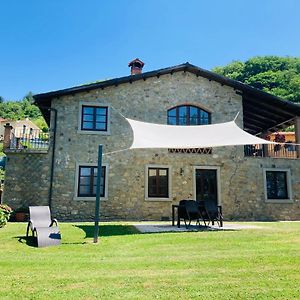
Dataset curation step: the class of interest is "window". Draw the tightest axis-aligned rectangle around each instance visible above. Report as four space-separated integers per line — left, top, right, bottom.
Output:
167 105 210 126
167 105 212 154
145 165 172 200
263 169 292 202
148 168 169 198
81 105 108 131
77 165 107 199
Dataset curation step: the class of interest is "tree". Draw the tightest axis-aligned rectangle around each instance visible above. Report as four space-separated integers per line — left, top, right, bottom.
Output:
0 92 48 130
212 56 300 103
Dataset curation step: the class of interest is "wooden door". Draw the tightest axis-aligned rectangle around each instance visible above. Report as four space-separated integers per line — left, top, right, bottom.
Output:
195 169 218 206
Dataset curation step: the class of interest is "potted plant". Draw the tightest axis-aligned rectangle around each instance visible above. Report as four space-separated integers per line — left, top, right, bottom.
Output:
14 205 29 222
274 133 285 152
0 204 13 228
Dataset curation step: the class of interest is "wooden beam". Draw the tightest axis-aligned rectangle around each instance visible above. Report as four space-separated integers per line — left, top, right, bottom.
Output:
244 123 263 131
243 116 272 127
244 97 295 119
244 101 290 121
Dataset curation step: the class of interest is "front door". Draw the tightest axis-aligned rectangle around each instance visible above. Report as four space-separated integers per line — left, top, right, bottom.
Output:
195 168 218 206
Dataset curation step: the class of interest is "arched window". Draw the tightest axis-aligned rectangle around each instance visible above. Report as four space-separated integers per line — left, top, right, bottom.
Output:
167 105 211 125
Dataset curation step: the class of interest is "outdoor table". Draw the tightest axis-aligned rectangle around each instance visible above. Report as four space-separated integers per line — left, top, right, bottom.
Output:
172 204 185 228
172 203 209 228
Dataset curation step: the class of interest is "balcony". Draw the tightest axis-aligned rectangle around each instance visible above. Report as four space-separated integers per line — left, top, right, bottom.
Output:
6 128 50 152
244 144 299 159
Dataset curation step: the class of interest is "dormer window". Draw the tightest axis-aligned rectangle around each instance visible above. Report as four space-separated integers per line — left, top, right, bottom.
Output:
167 105 210 126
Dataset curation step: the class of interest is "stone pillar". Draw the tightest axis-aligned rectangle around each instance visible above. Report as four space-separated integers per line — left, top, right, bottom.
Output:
3 123 13 150
295 117 300 158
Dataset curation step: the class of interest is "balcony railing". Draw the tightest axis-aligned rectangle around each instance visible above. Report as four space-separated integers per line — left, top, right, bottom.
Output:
9 128 49 151
244 144 299 159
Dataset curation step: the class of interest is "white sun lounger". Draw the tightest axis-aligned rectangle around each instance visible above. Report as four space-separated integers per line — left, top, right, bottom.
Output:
26 206 61 247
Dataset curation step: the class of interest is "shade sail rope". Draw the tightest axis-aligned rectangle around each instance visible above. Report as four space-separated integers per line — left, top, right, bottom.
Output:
103 148 131 155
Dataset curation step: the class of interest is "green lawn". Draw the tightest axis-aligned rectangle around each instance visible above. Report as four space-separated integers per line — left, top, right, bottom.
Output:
0 222 299 299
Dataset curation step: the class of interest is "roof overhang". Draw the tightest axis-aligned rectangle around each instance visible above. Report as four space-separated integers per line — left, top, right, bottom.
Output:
33 63 300 132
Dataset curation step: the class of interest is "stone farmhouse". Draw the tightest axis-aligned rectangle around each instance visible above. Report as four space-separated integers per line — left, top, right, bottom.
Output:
0 118 40 141
3 59 300 221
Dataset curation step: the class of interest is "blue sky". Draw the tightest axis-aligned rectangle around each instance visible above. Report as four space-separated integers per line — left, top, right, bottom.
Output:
1 0 299 100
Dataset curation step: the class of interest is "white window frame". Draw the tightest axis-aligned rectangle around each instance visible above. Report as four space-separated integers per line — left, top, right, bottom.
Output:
263 168 293 203
78 101 111 135
145 164 172 201
193 166 221 205
74 162 109 201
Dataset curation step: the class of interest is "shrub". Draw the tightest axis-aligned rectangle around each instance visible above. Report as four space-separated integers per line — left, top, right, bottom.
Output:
0 204 13 228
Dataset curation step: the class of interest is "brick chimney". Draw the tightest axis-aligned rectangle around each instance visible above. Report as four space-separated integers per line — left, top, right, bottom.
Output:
128 58 144 75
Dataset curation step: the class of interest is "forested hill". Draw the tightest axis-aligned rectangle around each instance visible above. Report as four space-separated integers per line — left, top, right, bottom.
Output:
212 56 300 103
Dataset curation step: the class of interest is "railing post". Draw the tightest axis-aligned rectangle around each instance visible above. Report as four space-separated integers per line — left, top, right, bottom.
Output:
3 123 13 150
295 117 300 158
261 132 269 157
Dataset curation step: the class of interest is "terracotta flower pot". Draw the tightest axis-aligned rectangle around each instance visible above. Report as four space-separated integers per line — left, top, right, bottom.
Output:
15 212 26 222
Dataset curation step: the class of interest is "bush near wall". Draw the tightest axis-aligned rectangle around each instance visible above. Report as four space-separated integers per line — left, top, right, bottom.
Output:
0 204 12 228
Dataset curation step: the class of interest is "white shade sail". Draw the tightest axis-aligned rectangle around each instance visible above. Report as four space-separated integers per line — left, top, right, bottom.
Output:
126 118 276 149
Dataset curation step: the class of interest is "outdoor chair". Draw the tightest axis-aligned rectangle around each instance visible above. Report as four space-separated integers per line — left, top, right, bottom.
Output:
178 200 204 229
203 200 223 227
26 206 61 247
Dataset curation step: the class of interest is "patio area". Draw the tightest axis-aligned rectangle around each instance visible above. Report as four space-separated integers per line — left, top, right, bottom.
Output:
133 221 262 233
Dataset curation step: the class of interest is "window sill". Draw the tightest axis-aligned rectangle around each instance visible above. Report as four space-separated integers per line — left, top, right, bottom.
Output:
77 129 111 135
265 199 293 204
145 197 172 202
73 197 108 201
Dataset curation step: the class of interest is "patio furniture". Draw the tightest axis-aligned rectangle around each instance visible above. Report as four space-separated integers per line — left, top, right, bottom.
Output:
201 200 223 227
178 200 204 229
26 206 61 247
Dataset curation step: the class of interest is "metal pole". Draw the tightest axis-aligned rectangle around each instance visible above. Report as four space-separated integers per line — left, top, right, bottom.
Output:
94 144 103 243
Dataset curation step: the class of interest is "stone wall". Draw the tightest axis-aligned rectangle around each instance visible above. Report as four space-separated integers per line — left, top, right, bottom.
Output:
3 151 51 210
3 71 300 220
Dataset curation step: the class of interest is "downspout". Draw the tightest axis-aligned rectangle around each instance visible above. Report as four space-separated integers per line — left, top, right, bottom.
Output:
48 107 57 211
38 105 57 210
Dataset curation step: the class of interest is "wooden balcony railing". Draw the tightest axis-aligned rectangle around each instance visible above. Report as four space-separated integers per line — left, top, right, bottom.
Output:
244 144 299 159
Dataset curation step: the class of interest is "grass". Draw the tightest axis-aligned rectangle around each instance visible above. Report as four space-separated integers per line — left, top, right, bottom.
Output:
0 142 4 156
0 222 299 299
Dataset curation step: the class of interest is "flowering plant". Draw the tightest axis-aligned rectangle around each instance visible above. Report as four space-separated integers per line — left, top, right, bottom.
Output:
274 133 285 143
0 204 13 228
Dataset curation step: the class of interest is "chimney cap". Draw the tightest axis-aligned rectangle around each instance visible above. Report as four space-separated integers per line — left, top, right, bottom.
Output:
128 58 145 68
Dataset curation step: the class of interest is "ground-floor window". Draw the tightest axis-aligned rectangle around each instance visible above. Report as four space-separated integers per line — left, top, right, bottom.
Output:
75 163 108 200
263 168 292 202
145 165 171 200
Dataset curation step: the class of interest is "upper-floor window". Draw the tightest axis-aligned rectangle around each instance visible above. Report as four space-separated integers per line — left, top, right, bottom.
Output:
167 105 212 154
167 105 210 126
81 105 108 131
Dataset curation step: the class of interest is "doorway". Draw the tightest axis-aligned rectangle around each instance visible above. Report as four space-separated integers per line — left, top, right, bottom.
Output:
194 167 220 206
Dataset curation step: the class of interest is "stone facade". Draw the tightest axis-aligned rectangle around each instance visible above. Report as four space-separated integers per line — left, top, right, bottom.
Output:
3 71 300 220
